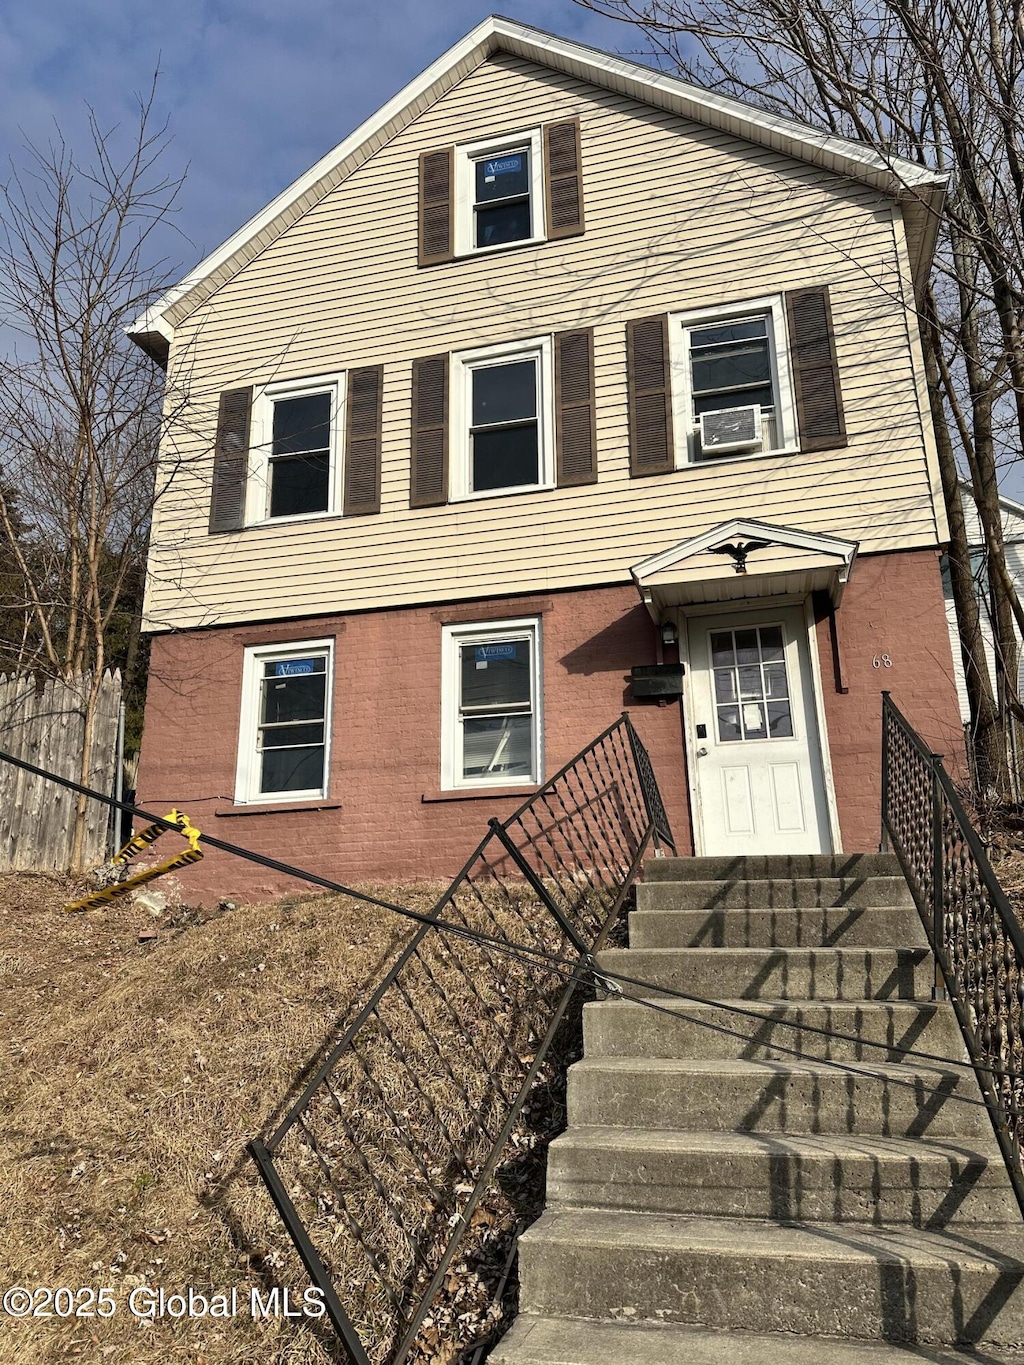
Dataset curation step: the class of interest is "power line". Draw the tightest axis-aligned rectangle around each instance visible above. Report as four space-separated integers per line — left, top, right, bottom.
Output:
0 743 992 1083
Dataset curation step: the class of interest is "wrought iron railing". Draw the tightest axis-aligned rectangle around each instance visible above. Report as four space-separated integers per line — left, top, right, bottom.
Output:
249 713 674 1364
881 691 1024 1217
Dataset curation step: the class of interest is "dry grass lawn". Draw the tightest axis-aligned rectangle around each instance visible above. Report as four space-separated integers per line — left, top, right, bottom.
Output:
0 872 447 1365
16 812 1024 1365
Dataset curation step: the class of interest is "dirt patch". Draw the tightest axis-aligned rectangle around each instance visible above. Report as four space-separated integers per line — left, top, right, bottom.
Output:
0 872 447 1364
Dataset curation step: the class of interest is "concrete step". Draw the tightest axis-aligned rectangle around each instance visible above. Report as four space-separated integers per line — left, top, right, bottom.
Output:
582 998 965 1063
644 854 904 882
637 878 913 911
595 947 935 1000
515 1208 1024 1345
566 1057 990 1137
546 1127 1018 1226
628 904 927 949
489 1315 1024 1364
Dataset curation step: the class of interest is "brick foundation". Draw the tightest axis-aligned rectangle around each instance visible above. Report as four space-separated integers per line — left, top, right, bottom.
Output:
136 549 962 904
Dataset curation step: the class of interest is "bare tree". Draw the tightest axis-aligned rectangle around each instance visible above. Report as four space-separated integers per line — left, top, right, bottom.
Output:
575 0 1024 794
0 83 184 864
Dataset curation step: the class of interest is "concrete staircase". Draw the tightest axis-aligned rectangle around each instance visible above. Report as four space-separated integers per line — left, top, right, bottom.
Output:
490 854 1024 1364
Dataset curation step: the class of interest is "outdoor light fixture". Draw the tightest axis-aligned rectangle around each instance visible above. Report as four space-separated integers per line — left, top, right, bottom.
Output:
660 621 678 646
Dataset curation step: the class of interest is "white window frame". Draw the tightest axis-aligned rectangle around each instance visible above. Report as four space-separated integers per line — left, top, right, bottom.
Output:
234 638 334 804
454 128 545 257
668 295 798 466
450 336 555 501
441 617 543 791
245 373 346 525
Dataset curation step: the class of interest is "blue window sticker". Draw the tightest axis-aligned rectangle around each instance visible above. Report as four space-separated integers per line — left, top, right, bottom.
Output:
275 659 316 676
476 643 517 663
484 154 522 182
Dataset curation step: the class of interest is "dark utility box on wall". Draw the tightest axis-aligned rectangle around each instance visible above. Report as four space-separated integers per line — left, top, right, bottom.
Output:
630 664 685 698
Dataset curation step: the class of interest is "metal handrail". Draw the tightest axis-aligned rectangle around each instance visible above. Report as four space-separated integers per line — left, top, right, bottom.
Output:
881 690 1024 1218
250 713 674 1364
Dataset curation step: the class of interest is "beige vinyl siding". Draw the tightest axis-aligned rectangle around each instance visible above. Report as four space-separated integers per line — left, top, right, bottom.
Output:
145 53 941 631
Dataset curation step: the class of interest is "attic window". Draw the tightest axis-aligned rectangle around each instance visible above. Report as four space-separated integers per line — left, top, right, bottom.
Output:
456 130 544 256
474 148 531 247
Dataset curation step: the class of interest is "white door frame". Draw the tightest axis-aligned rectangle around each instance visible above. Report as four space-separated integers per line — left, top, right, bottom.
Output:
678 594 842 855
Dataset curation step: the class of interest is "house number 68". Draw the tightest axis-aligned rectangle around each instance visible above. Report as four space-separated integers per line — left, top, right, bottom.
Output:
872 654 893 669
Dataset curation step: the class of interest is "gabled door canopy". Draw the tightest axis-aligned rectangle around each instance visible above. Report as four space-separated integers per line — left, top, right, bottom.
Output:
631 518 859 617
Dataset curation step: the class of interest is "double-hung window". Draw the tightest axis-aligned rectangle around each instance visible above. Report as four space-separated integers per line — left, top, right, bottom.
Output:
452 339 553 498
236 640 333 802
672 297 796 461
249 376 343 522
473 147 531 248
691 317 774 421
441 619 542 789
455 131 544 256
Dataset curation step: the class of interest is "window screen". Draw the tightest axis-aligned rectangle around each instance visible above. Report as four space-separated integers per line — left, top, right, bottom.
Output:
458 636 534 780
269 392 331 517
257 654 328 794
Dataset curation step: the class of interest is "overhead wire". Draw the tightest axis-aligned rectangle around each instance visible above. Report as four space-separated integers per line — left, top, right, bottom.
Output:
0 743 999 1087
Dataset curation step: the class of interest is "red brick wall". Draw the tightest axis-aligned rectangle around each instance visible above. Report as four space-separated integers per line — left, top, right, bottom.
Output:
813 547 965 853
136 585 693 904
136 548 962 904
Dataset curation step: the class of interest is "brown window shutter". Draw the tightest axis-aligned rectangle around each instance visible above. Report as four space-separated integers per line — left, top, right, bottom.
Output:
544 118 584 240
786 286 847 451
343 366 383 516
555 328 597 486
208 387 251 533
627 316 674 477
418 148 454 267
410 355 448 508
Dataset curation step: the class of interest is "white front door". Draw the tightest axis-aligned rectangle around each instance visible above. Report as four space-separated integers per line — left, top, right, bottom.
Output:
687 606 832 855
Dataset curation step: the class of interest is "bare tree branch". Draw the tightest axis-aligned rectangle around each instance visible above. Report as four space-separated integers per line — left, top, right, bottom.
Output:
575 0 1024 794
0 80 185 864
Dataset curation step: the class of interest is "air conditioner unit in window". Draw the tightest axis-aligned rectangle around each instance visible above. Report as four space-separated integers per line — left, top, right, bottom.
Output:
699 404 762 454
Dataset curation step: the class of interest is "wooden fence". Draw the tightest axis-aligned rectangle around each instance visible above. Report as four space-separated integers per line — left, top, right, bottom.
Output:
0 670 122 871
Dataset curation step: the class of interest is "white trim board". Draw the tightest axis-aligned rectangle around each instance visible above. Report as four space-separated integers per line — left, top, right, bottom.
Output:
128 15 946 354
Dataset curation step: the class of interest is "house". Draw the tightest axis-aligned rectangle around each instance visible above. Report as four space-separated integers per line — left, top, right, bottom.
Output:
130 15 965 903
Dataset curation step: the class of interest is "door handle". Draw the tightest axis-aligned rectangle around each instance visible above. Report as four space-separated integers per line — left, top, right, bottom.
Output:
696 746 708 757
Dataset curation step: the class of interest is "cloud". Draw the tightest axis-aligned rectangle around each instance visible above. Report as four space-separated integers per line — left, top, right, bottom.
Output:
0 0 638 266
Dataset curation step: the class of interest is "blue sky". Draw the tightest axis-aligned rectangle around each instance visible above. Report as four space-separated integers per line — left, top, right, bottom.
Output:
4 0 1014 501
0 1 640 276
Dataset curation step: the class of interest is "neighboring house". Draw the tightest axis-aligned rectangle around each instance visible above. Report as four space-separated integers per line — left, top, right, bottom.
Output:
943 482 1024 752
131 16 964 903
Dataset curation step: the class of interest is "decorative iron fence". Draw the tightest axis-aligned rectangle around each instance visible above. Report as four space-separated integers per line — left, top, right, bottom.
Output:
881 691 1024 1218
249 713 674 1365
